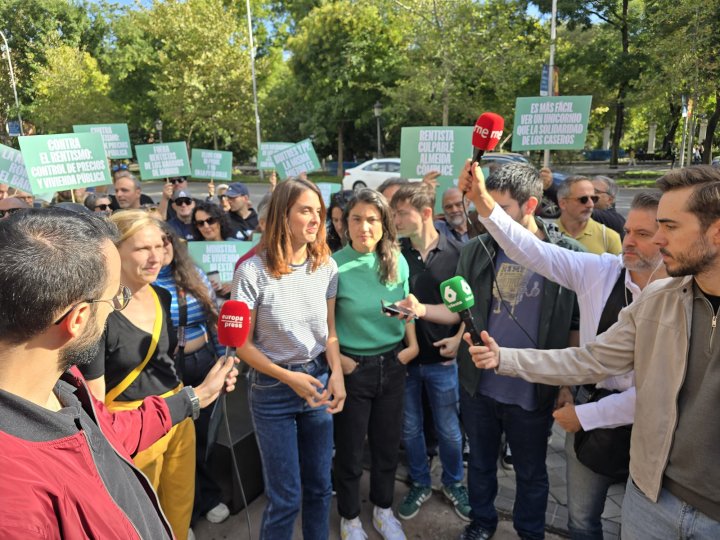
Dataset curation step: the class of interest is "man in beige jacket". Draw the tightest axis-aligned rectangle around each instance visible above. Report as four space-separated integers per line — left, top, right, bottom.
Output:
462 165 720 539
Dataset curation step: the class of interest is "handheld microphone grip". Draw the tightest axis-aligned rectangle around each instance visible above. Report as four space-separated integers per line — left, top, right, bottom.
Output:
459 310 483 346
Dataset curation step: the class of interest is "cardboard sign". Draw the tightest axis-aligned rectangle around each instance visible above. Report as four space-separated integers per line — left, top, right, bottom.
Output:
512 96 593 151
191 149 233 181
258 142 293 170
315 182 341 208
0 144 31 193
271 139 321 179
19 133 111 193
187 240 260 283
135 142 191 180
73 123 132 159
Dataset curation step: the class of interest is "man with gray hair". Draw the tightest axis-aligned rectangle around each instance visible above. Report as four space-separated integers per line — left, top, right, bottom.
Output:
591 175 626 238
110 171 155 211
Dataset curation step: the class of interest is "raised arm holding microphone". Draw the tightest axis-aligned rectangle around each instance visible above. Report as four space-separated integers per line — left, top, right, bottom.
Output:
466 166 720 539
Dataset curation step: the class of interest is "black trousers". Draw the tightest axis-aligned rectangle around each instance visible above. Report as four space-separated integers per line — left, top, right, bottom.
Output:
333 344 407 519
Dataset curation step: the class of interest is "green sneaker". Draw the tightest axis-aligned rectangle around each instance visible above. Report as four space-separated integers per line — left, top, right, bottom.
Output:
442 482 471 521
398 483 432 520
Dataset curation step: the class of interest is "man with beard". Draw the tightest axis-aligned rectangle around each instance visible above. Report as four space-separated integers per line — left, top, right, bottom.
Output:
0 208 238 539
466 165 720 538
435 187 484 243
462 163 665 539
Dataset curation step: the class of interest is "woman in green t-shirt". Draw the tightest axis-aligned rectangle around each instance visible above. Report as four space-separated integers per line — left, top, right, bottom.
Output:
332 188 419 540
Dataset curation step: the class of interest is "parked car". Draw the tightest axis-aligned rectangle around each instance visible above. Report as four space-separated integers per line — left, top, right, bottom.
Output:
712 156 719 168
342 158 401 190
479 152 566 186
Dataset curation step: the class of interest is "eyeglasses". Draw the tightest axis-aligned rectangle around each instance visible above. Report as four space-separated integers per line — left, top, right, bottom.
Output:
111 164 129 173
568 195 599 205
169 178 187 185
0 207 23 219
95 204 111 211
54 284 132 325
174 198 193 206
195 217 218 227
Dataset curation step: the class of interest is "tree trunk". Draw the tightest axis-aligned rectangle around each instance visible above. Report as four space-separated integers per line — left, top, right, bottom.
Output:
610 0 630 167
661 98 681 158
703 89 720 164
337 123 344 178
442 73 450 126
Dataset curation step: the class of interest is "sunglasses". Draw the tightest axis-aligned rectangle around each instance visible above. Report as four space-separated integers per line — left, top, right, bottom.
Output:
195 217 218 227
0 207 24 218
141 204 159 212
569 195 599 205
111 164 129 172
169 178 187 185
174 198 193 206
95 204 111 211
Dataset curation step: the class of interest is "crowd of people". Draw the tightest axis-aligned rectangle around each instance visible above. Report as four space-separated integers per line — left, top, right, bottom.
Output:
1 160 720 540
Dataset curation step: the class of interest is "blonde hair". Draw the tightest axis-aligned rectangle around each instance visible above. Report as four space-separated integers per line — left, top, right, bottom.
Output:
109 209 164 245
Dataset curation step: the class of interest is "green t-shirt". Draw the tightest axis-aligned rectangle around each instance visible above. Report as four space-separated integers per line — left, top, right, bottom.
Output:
333 245 410 355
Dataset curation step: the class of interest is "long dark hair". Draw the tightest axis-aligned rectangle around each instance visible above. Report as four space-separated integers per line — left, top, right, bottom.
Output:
327 189 354 252
260 177 330 278
191 201 233 241
160 224 218 328
343 188 400 285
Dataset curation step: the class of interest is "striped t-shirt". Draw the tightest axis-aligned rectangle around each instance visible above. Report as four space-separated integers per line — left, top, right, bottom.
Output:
232 253 338 365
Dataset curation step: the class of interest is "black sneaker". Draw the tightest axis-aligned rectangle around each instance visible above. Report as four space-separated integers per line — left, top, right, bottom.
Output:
459 523 494 540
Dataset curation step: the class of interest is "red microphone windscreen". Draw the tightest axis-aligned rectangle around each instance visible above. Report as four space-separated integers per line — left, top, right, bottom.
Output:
217 300 251 349
471 112 505 152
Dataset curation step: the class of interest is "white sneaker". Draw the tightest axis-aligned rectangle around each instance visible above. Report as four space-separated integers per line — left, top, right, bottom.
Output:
341 517 368 540
205 502 230 524
372 506 406 540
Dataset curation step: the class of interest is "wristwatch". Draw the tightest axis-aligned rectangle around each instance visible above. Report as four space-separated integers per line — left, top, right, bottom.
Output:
184 386 200 420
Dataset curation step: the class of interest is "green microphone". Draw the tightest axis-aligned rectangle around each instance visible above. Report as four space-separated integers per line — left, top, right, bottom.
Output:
440 276 483 345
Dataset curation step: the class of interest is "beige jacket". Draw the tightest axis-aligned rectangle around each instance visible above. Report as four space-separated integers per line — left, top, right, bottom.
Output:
498 275 695 502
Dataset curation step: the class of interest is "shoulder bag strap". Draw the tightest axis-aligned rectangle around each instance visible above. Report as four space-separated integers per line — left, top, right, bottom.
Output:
105 288 163 404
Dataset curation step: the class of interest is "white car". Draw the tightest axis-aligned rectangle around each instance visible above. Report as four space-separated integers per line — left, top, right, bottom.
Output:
342 158 401 190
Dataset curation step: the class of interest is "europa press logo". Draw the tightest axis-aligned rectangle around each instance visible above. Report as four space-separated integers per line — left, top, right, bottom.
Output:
221 313 245 329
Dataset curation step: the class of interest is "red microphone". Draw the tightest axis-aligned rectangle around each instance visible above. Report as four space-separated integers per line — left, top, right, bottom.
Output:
217 300 251 357
471 112 505 163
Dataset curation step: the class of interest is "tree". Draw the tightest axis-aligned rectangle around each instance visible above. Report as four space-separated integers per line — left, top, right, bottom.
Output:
29 44 119 133
287 0 405 174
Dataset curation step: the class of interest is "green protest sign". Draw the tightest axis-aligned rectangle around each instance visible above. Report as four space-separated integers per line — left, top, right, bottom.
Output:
135 142 191 180
191 149 233 181
511 96 593 151
400 126 474 213
0 144 32 193
73 123 132 159
187 240 260 283
315 182 341 208
258 142 293 170
19 133 110 193
271 139 321 179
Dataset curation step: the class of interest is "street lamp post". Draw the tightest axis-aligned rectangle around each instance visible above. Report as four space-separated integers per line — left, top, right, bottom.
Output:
0 30 23 136
154 119 163 143
373 101 382 158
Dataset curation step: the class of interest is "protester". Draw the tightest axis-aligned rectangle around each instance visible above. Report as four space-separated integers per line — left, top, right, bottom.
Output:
154 225 230 526
13 189 35 207
0 208 237 539
333 188 418 540
84 193 114 217
0 182 9 199
378 177 409 202
81 210 198 540
163 177 202 222
0 196 30 219
591 175 626 238
191 201 236 242
111 171 152 211
461 160 667 539
327 189 354 252
225 182 259 240
400 163 582 540
466 165 720 539
390 183 470 522
557 176 622 255
167 190 197 241
232 178 345 540
434 187 483 243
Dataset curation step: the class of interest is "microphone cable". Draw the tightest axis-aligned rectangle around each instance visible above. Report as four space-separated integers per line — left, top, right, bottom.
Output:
461 187 539 349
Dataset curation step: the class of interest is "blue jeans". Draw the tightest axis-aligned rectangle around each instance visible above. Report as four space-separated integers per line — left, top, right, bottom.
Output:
402 361 464 487
622 477 720 539
249 357 333 540
460 388 552 540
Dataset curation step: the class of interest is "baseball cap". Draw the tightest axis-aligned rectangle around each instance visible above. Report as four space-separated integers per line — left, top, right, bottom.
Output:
172 190 192 201
226 182 249 198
